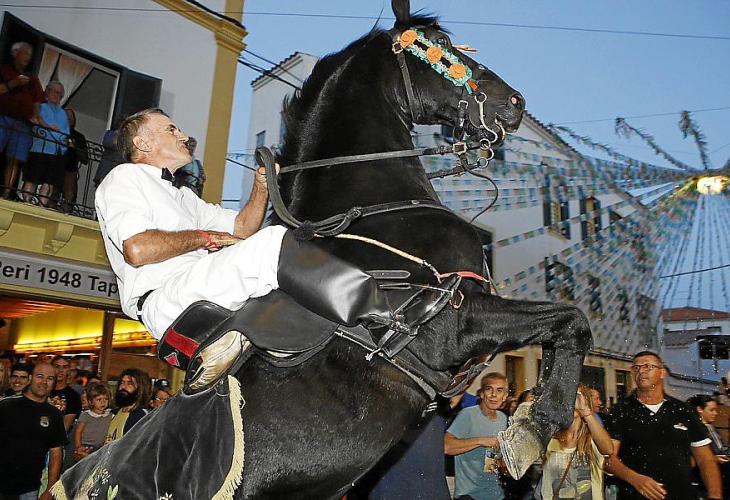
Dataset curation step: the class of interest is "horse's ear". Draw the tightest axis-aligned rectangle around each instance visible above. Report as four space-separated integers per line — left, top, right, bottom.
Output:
392 0 411 28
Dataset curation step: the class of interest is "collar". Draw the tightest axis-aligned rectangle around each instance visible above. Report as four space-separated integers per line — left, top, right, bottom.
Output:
136 163 178 188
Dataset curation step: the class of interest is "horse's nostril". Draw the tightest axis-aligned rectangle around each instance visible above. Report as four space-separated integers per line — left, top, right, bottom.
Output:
510 93 525 110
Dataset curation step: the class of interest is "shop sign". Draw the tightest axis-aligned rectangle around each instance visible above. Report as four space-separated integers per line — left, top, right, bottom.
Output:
0 250 119 302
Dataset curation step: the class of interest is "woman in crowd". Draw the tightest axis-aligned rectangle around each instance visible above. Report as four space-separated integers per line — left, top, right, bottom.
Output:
688 394 729 497
535 384 612 500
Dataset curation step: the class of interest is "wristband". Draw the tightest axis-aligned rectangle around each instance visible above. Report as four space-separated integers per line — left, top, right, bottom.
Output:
194 229 220 251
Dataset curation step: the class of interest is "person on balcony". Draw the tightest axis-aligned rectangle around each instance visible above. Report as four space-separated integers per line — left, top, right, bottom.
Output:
20 81 69 207
0 41 44 200
61 108 88 213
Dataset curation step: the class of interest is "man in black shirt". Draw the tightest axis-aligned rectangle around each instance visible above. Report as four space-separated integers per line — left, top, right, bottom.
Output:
49 355 81 431
0 363 67 499
2 363 31 397
605 351 722 500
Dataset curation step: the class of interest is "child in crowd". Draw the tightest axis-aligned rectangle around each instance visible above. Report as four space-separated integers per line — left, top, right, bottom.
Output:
535 384 613 500
74 383 113 461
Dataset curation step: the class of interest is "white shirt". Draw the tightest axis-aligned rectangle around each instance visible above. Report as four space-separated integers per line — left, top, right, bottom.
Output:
95 163 237 320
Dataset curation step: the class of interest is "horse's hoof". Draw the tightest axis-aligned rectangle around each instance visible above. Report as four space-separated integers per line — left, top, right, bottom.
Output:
498 403 543 480
186 330 248 393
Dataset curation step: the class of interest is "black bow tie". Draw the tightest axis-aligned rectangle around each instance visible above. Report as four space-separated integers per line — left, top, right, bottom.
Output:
161 168 175 183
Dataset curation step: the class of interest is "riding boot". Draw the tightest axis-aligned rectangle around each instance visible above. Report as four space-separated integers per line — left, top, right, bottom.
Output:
277 230 459 343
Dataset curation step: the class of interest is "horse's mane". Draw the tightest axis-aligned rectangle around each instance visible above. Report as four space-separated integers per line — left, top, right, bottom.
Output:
279 14 441 164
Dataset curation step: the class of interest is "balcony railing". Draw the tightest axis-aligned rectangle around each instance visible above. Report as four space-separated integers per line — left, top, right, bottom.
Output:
1 121 106 220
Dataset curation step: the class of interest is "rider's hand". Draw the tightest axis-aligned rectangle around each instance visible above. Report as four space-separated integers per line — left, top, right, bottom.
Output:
479 436 498 448
202 230 240 251
629 473 666 500
254 166 267 189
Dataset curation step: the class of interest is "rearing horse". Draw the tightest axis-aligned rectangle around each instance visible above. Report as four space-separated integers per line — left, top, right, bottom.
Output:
256 0 591 493
53 1 591 498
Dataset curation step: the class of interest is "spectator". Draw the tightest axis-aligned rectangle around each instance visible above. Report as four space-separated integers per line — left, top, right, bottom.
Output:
0 41 44 200
0 363 66 499
61 108 88 214
66 367 83 395
49 355 82 432
535 384 613 499
174 136 206 196
0 362 8 395
604 351 722 500
20 81 69 206
688 394 729 498
589 387 604 425
150 386 172 410
73 383 113 462
445 372 510 500
105 368 151 443
3 362 32 397
92 126 122 187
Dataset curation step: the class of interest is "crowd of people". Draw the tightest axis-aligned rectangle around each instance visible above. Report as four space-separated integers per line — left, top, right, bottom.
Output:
350 350 728 500
0 353 172 499
0 40 207 214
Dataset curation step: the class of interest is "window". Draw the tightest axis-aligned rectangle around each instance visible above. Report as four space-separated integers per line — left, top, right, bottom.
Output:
615 370 630 399
580 196 602 241
699 339 730 360
580 365 606 397
587 275 602 317
255 130 266 148
617 288 630 323
609 209 622 225
545 261 575 302
504 355 525 396
543 182 571 239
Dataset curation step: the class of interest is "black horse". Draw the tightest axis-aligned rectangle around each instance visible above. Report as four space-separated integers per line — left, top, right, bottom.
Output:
236 1 590 497
52 1 591 498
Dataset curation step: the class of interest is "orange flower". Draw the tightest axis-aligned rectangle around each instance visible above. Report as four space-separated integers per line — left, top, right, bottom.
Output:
400 30 417 47
426 46 443 63
449 64 466 80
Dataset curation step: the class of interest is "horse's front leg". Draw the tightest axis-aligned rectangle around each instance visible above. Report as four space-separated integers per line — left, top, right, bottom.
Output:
410 285 592 479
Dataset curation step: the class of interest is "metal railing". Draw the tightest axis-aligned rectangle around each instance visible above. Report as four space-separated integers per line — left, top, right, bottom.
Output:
0 120 106 220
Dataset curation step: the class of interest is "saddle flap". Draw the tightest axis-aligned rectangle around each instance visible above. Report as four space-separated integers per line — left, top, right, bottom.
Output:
225 290 339 354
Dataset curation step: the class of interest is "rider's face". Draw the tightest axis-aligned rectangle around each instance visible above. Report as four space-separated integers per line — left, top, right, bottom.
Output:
138 114 191 170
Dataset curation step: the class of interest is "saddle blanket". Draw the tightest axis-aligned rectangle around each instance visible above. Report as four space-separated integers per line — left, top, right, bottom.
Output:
51 376 244 500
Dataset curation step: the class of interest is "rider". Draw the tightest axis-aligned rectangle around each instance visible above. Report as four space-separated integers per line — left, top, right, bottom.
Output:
95 108 458 390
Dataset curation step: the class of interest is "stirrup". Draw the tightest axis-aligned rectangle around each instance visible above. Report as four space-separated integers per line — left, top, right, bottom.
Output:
158 324 248 393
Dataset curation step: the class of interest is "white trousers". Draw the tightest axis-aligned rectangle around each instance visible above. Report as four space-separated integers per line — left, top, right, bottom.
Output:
141 225 288 339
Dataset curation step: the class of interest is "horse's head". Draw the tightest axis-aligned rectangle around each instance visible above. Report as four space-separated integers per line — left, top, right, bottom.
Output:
390 0 524 147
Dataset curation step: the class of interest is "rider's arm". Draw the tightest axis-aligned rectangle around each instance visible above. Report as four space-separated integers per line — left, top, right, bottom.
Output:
233 167 269 239
123 229 211 267
444 431 497 455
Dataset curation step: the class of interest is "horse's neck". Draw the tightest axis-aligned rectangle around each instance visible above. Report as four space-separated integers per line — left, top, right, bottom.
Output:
283 76 438 219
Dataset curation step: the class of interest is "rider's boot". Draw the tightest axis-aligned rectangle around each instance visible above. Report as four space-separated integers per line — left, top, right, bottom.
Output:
276 231 460 345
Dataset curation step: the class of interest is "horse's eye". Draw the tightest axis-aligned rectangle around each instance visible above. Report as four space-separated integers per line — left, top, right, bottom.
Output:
437 36 449 46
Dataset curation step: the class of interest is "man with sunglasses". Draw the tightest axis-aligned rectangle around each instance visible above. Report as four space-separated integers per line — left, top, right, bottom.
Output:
604 351 722 500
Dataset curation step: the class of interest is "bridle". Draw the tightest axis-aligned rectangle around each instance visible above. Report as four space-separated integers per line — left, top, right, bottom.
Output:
389 27 505 153
257 26 506 239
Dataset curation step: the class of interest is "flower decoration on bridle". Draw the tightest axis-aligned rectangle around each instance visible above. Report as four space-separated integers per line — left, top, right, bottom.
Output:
395 29 478 93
